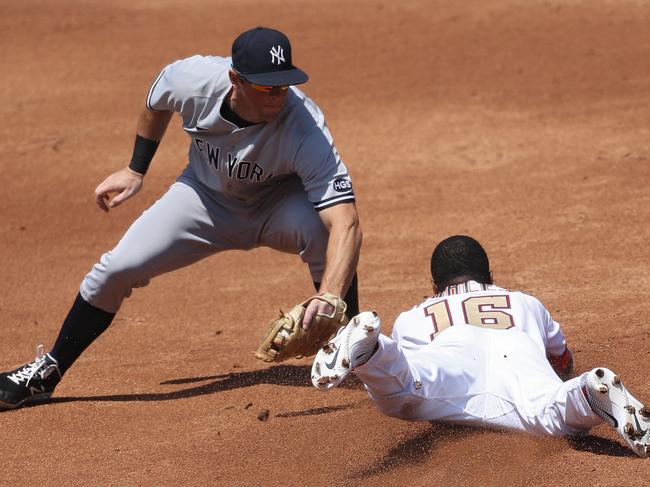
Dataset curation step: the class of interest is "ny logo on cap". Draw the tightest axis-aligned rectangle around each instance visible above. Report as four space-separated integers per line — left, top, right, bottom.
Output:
270 45 285 65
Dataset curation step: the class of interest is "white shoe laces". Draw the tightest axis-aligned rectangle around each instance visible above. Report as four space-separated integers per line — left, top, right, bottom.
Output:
7 345 56 387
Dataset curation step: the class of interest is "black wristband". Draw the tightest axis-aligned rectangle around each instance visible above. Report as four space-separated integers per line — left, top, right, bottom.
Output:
128 134 159 175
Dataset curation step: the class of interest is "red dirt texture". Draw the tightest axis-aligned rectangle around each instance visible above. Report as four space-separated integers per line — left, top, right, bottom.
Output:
1 0 649 485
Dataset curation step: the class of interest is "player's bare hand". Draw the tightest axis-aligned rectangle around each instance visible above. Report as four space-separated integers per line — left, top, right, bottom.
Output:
94 167 144 212
547 348 574 381
302 297 335 330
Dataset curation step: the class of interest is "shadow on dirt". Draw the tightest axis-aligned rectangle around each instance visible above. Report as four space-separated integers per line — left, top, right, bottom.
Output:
351 423 481 480
18 366 640 462
566 434 635 457
43 364 364 405
276 399 368 418
349 425 636 480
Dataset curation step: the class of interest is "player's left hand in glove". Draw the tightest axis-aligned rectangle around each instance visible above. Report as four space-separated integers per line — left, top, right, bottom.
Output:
255 293 349 363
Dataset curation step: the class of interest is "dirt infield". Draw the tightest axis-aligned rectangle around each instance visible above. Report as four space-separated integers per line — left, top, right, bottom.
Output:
1 0 649 485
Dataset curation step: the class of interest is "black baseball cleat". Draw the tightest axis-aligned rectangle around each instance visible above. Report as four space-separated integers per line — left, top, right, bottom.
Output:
583 367 650 457
0 345 61 411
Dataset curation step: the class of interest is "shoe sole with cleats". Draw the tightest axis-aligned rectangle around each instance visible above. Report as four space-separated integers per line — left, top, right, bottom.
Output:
311 310 380 390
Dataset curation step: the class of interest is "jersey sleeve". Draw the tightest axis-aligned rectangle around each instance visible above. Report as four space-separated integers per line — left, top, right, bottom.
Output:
543 308 567 357
293 124 355 211
145 55 218 127
390 306 432 355
533 297 568 356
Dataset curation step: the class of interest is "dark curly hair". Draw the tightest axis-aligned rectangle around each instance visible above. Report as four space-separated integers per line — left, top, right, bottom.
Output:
430 235 492 289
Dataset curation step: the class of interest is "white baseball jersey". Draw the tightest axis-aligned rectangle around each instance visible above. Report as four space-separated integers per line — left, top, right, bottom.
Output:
354 281 601 436
146 55 355 211
392 280 567 357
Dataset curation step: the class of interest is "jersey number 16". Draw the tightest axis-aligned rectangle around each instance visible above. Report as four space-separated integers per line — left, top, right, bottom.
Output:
424 295 515 341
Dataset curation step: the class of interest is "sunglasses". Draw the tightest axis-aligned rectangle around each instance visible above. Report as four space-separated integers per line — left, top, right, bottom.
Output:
236 73 289 93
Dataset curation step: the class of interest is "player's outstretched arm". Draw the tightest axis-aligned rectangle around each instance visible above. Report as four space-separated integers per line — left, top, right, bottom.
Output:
303 202 362 328
94 108 172 212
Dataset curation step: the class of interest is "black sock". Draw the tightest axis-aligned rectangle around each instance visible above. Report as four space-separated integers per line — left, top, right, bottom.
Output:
50 293 115 375
313 273 359 319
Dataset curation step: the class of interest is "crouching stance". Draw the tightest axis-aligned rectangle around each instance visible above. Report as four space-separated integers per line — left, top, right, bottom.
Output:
312 235 650 457
0 27 362 411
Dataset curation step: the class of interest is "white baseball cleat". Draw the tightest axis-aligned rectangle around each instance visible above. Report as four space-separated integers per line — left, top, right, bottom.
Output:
583 367 650 457
311 310 381 390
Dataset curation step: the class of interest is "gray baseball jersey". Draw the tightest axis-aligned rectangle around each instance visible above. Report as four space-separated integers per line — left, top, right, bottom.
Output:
80 55 356 313
146 55 355 210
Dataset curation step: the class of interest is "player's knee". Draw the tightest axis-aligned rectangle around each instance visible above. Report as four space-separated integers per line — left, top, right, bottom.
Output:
82 251 151 305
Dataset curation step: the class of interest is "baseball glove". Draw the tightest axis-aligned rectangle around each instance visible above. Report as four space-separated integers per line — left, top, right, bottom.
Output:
255 293 348 363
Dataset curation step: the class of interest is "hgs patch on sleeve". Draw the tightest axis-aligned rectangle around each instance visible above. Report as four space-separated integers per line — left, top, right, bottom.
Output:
333 177 353 192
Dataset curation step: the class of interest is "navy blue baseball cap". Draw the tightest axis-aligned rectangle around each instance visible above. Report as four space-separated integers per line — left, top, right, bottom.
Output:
232 27 309 86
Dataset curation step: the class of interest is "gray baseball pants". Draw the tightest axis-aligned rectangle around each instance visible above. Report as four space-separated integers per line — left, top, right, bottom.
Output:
80 178 328 313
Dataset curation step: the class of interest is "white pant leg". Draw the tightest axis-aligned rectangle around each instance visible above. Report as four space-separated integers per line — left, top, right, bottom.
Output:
488 330 602 435
353 334 481 423
353 334 425 419
355 327 602 436
516 373 601 435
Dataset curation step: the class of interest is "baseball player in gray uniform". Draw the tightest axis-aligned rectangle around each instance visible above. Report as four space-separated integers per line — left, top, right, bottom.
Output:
311 236 650 457
0 27 362 410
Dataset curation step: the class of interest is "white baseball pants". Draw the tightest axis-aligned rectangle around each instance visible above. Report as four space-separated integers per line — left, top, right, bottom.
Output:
354 325 602 436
